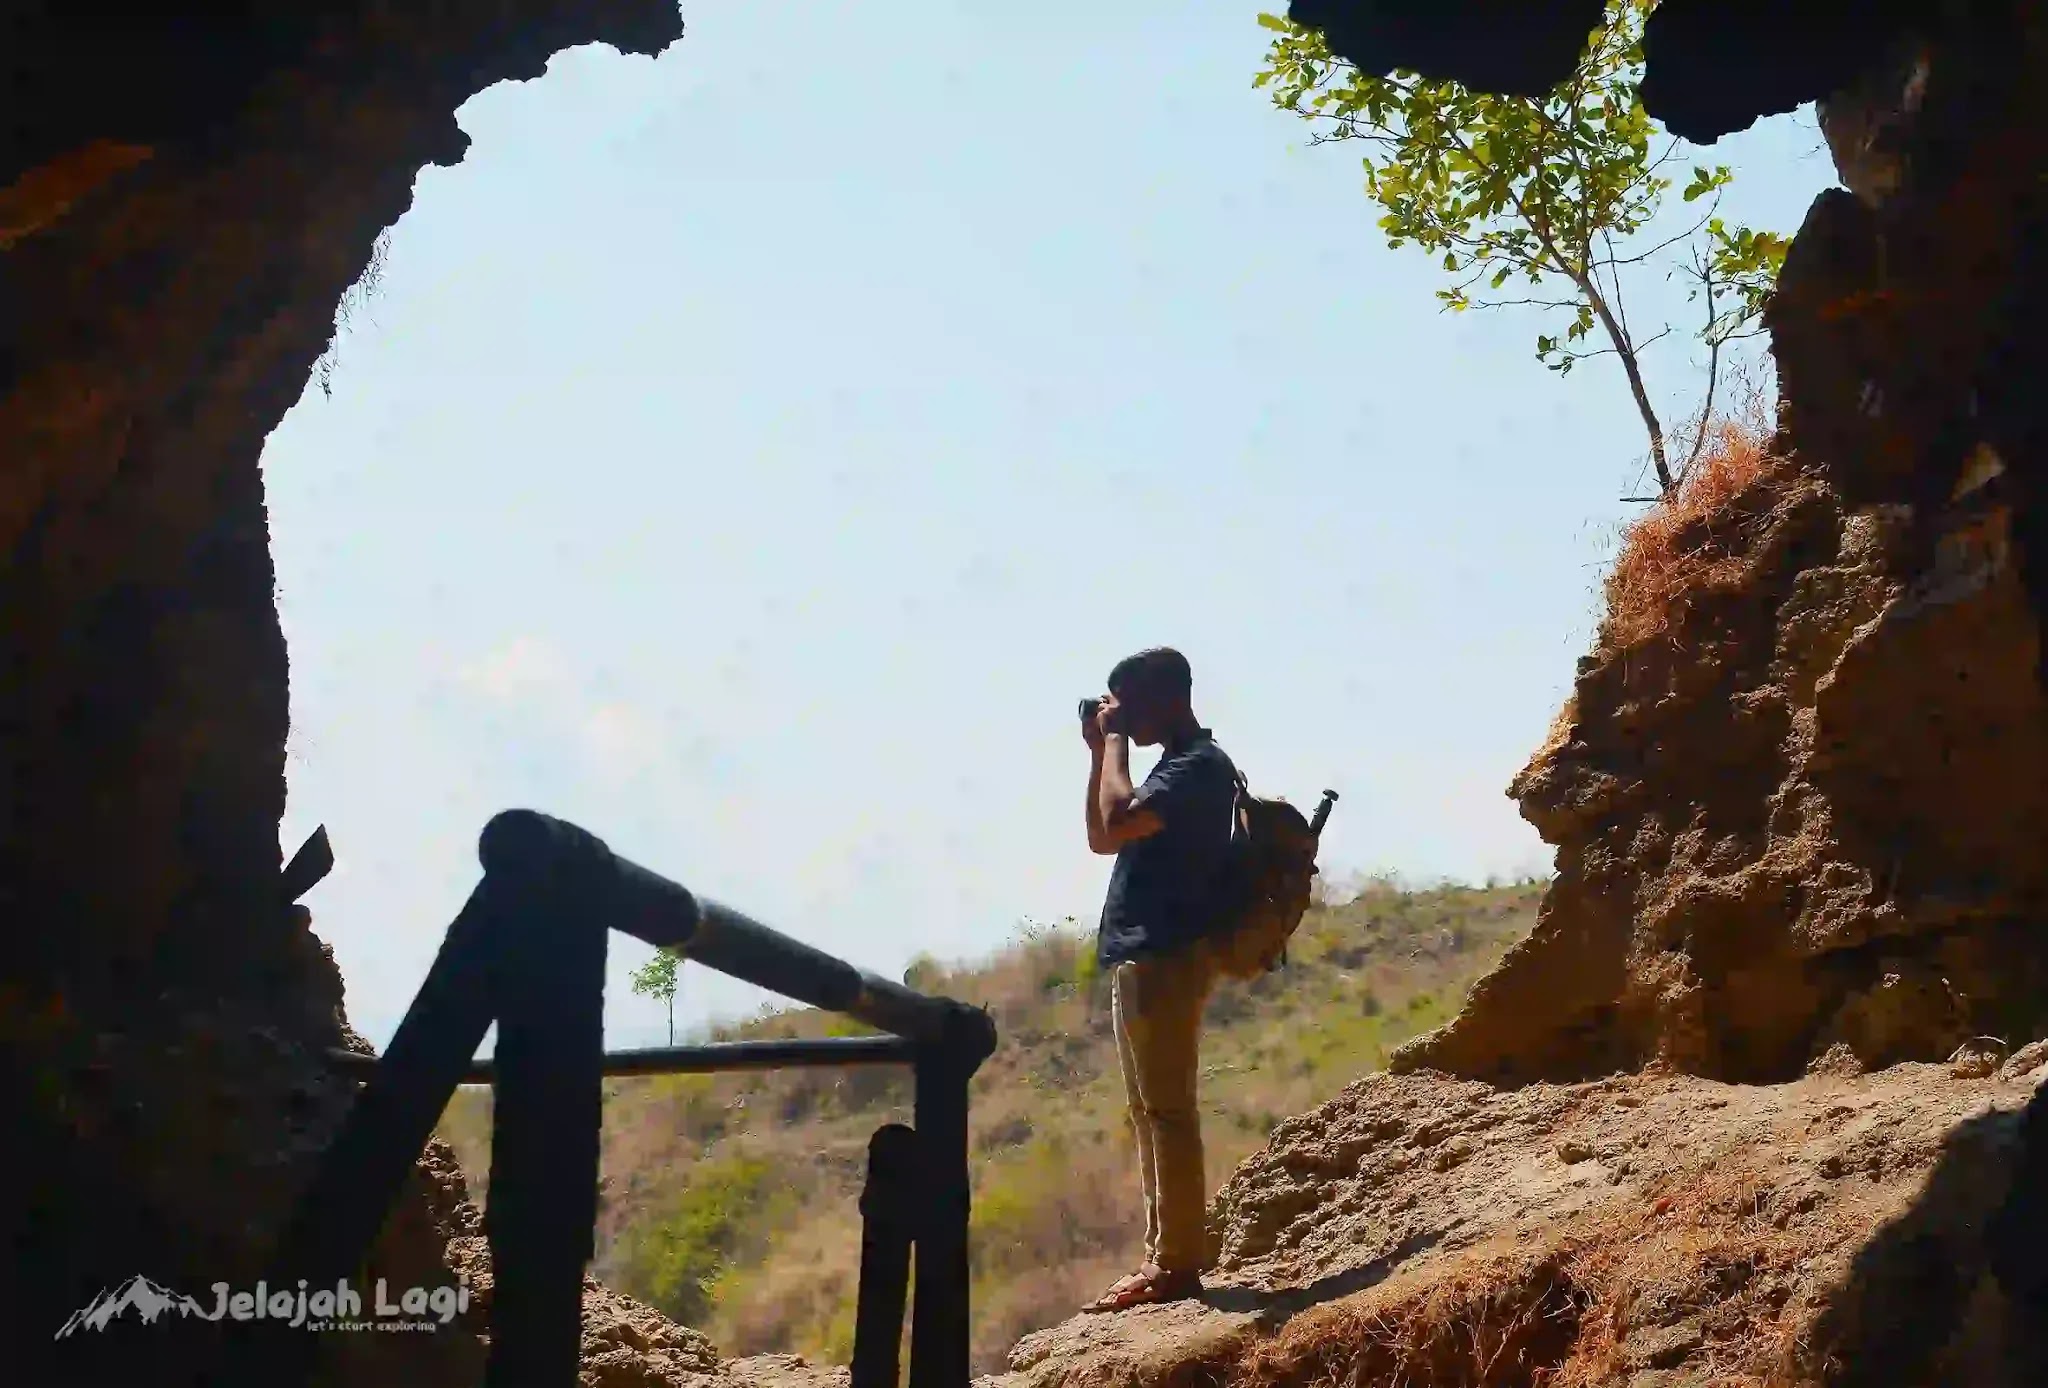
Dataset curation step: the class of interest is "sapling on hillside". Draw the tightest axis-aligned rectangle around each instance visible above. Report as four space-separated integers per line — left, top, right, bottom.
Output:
629 946 682 1045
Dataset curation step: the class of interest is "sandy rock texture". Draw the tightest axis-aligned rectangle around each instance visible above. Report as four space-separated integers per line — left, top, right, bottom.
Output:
984 1057 2048 1387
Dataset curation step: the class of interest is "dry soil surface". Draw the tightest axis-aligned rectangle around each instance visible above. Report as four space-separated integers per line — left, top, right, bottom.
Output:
980 1044 2048 1388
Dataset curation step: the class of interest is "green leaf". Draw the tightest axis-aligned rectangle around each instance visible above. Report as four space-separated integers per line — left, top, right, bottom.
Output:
1256 12 1290 31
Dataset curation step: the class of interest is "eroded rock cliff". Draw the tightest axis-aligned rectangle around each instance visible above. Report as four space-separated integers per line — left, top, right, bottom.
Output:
1393 0 2048 1087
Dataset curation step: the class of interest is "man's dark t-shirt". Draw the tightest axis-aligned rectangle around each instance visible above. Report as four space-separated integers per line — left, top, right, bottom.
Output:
1097 729 1239 967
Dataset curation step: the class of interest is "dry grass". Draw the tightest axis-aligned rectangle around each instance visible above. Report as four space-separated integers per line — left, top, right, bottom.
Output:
1237 1248 1587 1388
1232 1161 1856 1388
1603 375 1785 651
1526 695 1578 771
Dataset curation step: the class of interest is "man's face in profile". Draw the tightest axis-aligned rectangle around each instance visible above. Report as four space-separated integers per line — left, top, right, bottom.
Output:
1105 682 1166 747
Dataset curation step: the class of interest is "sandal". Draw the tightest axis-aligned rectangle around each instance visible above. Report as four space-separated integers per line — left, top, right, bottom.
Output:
1080 1265 1204 1313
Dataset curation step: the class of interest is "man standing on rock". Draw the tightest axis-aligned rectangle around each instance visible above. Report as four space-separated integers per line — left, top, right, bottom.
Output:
1079 647 1239 1311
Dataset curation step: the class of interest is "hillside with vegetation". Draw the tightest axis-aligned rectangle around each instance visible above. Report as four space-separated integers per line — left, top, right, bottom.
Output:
434 878 1542 1372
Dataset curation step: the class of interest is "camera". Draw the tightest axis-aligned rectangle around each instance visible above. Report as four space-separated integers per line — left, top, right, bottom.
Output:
1079 696 1122 733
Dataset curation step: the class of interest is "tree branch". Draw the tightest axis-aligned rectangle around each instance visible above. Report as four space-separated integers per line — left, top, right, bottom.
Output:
1679 253 1721 483
1474 295 1587 310
1578 267 1671 489
1551 323 1675 364
1592 201 1718 269
1642 134 1689 177
1602 227 1634 345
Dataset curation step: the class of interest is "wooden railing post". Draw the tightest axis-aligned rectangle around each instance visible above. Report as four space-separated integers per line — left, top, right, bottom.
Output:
482 848 608 1388
851 1124 919 1388
909 1006 995 1388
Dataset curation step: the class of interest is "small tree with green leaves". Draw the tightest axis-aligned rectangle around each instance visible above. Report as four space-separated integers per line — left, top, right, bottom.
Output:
631 947 683 1046
1256 0 1788 495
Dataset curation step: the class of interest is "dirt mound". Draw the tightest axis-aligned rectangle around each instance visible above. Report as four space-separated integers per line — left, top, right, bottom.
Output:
982 1055 2048 1387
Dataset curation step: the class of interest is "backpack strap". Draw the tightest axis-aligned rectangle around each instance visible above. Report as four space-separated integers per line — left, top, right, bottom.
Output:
1211 737 1249 815
1229 768 1254 838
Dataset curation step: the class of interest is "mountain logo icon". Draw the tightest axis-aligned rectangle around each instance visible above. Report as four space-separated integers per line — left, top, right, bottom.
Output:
55 1275 214 1337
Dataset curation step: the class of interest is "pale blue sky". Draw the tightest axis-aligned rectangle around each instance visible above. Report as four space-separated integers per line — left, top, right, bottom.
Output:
263 1 1838 1050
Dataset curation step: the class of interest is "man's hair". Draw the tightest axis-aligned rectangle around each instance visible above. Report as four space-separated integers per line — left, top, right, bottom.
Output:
1107 647 1193 703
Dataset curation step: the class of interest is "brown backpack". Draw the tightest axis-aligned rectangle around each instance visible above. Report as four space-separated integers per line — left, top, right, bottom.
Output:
1208 772 1338 981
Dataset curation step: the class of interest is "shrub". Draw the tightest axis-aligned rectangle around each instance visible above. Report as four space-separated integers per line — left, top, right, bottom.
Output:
971 1135 1132 1280
1376 990 1459 1055
437 1088 494 1198
610 1151 788 1324
1073 938 1102 995
704 1215 863 1362
1295 1008 1387 1078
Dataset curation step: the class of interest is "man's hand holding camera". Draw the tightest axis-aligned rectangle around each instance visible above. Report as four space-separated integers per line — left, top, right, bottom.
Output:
1079 694 1123 752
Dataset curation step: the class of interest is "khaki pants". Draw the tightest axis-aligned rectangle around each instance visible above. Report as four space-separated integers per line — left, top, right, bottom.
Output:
1111 939 1218 1275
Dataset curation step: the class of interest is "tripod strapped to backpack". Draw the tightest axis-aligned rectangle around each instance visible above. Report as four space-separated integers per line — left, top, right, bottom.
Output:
1210 779 1340 980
